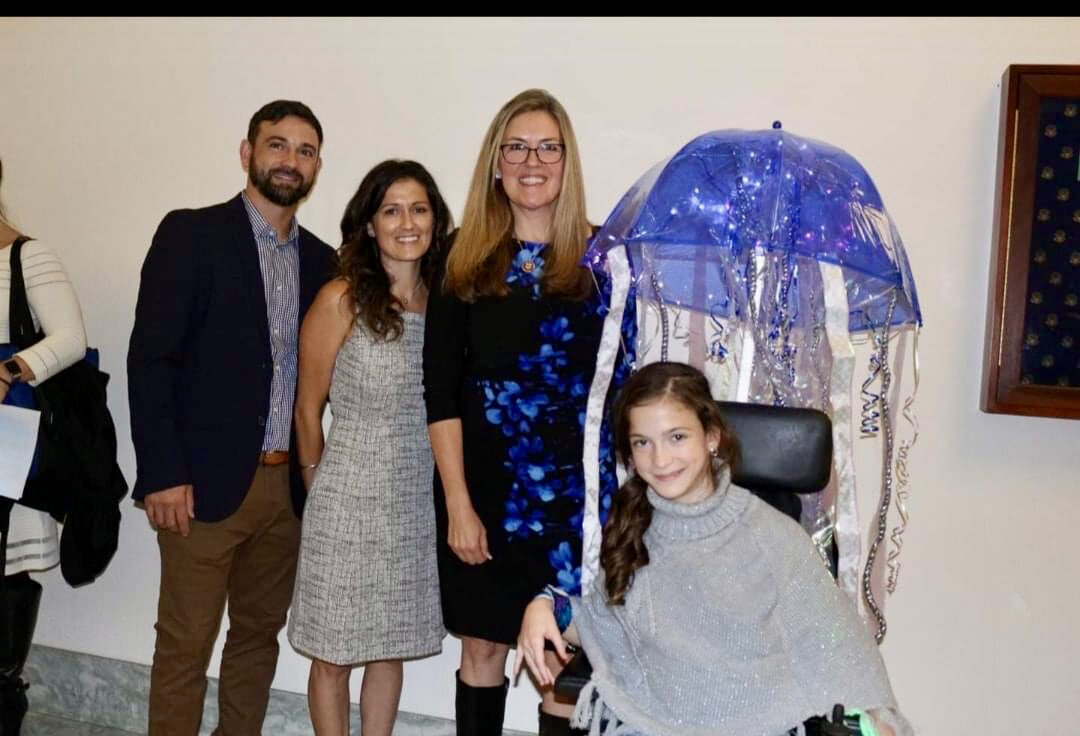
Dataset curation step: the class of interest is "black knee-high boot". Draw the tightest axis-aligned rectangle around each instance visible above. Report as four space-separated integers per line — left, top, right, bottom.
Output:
2 498 43 736
0 571 42 736
538 706 587 736
455 670 509 736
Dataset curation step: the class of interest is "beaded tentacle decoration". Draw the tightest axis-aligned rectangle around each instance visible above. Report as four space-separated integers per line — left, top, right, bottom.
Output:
886 327 920 595
861 291 897 643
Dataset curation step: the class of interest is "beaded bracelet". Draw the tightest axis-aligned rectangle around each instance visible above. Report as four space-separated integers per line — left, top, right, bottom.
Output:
532 585 573 633
552 593 572 634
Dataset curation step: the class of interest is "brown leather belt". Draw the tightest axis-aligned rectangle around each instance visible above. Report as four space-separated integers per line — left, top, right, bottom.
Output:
258 450 290 466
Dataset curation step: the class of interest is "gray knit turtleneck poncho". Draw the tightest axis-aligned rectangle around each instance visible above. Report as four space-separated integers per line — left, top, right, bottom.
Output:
570 472 912 736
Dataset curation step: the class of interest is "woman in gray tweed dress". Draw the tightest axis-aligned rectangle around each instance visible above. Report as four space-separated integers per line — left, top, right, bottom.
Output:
288 160 452 736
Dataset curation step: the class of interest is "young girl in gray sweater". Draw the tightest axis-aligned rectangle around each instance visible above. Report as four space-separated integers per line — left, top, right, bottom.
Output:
516 362 911 736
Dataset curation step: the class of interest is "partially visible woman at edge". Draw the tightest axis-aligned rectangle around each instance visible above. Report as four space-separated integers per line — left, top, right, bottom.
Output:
0 157 88 734
288 160 452 736
423 89 634 736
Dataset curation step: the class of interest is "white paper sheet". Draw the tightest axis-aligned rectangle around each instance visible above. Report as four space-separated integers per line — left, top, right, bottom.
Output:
0 404 41 500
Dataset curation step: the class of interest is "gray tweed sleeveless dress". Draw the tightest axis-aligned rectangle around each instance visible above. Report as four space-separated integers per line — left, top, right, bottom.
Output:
288 311 444 664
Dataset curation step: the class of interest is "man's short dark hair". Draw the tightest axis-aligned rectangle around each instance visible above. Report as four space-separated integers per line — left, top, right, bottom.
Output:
247 100 323 146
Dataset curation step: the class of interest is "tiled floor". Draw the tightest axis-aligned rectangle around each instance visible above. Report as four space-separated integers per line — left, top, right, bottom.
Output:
23 713 141 735
23 711 529 735
22 644 533 735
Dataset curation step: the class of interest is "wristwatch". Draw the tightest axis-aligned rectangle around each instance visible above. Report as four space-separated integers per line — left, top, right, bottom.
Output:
3 358 22 383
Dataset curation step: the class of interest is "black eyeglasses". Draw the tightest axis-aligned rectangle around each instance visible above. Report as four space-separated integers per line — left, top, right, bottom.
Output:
499 142 565 164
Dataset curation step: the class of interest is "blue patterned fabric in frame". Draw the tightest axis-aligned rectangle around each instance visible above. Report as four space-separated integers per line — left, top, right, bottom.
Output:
1020 98 1080 388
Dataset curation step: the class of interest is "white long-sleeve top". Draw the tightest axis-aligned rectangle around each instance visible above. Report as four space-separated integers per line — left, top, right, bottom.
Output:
2 238 87 575
1 239 87 383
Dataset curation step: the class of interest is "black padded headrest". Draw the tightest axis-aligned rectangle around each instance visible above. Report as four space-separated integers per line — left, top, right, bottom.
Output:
717 401 833 495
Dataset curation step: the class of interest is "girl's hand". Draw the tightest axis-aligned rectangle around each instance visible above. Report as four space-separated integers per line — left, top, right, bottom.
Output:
447 500 491 564
514 597 569 687
868 712 896 736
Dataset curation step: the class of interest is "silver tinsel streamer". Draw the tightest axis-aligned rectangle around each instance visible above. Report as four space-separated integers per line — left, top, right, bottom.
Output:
590 266 638 375
859 349 884 436
651 270 671 361
861 290 897 644
745 251 800 407
886 328 920 594
707 311 728 363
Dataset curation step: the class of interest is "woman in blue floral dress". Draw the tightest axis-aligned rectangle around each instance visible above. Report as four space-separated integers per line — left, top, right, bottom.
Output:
423 89 633 736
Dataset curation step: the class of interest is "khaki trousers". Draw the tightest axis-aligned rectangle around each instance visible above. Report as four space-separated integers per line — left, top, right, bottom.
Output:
147 465 300 736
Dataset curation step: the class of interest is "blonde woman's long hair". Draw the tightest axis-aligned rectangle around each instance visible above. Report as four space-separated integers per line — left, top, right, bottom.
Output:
0 158 9 226
444 89 592 301
0 158 19 234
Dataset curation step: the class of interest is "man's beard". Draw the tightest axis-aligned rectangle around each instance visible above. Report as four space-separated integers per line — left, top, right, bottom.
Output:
248 156 313 207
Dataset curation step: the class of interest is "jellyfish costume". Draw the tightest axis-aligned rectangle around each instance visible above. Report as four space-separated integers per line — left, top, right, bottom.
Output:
582 125 922 641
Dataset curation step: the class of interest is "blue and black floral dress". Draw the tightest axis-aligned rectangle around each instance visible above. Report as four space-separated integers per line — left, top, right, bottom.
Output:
423 239 634 644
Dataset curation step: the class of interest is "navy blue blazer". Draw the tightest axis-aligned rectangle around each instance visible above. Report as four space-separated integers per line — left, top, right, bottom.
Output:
128 194 337 522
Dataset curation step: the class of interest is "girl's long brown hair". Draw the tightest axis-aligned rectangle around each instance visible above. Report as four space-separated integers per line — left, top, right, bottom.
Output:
601 362 739 605
443 88 592 302
338 160 453 340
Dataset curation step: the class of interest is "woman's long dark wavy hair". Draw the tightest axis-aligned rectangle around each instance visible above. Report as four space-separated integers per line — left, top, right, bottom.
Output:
601 362 739 605
338 160 453 341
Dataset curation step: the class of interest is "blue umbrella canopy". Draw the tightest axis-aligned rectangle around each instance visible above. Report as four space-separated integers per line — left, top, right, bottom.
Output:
586 126 924 644
586 125 921 333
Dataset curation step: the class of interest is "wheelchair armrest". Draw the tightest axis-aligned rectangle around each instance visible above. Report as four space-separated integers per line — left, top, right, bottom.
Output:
554 647 593 700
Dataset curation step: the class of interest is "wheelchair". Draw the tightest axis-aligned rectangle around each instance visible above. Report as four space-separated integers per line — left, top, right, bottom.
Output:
552 401 872 735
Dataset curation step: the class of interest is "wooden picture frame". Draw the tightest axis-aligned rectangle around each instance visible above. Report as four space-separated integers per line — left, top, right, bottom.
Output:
981 64 1080 419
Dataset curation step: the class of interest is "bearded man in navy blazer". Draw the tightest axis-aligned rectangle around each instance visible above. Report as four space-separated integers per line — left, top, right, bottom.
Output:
128 100 337 736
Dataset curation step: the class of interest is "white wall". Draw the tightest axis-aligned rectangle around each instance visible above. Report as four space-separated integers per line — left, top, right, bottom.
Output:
2 17 1078 734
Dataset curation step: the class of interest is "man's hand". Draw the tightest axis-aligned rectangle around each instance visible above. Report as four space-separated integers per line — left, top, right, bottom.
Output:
145 484 195 537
